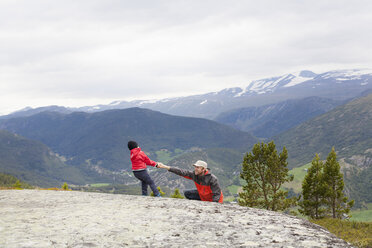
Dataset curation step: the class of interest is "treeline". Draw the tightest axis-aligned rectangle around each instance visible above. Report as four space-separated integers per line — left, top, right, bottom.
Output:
238 141 354 220
0 173 33 189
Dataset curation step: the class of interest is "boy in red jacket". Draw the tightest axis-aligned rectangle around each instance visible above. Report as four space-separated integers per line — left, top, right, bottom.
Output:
128 140 161 197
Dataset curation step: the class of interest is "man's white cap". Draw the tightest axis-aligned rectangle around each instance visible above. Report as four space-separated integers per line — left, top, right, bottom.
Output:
193 160 208 169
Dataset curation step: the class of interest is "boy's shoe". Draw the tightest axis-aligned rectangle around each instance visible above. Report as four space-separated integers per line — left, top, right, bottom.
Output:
155 193 162 197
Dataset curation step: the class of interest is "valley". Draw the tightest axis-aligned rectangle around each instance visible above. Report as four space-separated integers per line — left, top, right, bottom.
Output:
0 68 371 214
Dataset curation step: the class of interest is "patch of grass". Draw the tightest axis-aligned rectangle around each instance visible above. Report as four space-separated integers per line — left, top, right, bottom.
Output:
174 148 183 155
155 150 173 163
90 183 110 187
0 187 24 190
223 196 237 202
156 149 185 164
283 163 312 193
39 188 71 191
351 203 372 222
227 185 240 195
311 218 372 248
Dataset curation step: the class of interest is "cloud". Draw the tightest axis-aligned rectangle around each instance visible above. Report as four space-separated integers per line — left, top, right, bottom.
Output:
1 0 372 114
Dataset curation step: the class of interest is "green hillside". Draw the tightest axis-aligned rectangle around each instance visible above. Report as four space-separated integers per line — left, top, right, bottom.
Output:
282 163 312 194
0 172 33 188
0 108 257 170
0 108 257 185
0 130 93 187
275 93 372 167
274 94 372 207
215 96 342 138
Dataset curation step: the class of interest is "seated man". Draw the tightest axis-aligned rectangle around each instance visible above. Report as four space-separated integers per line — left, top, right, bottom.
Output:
157 160 223 203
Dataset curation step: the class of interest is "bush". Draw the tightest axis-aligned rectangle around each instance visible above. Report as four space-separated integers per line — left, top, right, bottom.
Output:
13 180 22 189
62 182 69 190
170 188 184 199
150 186 166 197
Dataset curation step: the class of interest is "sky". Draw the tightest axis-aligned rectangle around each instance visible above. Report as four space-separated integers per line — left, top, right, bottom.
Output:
1 0 372 115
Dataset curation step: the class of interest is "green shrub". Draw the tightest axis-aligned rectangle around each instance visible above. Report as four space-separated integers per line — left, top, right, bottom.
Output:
62 182 69 190
150 186 166 197
13 180 22 189
170 188 184 199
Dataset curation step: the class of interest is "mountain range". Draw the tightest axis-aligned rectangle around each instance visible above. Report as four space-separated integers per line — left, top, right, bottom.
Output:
0 68 371 206
0 129 90 187
4 69 372 121
214 96 345 138
0 108 257 186
274 92 372 168
274 93 372 206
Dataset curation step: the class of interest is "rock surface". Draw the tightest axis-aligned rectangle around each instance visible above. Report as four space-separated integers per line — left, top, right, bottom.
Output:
0 190 352 247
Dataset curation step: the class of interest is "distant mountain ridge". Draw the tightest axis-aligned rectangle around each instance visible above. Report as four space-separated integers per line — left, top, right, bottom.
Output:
0 108 258 185
3 69 372 120
273 93 372 206
0 130 90 187
214 96 345 138
274 93 372 167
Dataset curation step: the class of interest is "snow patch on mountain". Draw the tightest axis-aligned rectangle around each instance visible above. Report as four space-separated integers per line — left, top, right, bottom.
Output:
283 71 315 87
237 71 316 96
218 87 243 96
322 69 372 80
234 87 247 97
138 99 159 105
247 76 284 93
109 101 121 106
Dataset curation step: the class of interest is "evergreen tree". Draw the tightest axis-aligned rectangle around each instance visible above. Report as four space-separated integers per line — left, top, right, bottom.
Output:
62 182 69 190
238 141 295 211
323 147 354 218
170 188 184 199
299 154 327 219
13 180 22 189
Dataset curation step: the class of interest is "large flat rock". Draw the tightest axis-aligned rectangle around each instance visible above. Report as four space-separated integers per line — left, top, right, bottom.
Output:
0 190 352 247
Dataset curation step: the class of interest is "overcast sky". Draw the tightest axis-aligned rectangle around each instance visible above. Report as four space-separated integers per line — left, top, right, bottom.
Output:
1 0 372 115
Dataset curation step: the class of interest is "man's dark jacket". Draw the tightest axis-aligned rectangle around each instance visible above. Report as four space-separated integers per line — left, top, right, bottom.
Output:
169 167 223 203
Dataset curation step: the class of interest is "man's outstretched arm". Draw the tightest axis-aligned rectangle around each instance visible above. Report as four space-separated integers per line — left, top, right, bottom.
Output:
157 163 194 179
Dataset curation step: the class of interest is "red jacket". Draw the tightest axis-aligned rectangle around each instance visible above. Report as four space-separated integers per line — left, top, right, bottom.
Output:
169 167 223 203
130 148 157 171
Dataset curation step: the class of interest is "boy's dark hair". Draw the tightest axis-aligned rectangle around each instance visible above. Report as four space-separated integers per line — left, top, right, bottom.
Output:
128 141 138 150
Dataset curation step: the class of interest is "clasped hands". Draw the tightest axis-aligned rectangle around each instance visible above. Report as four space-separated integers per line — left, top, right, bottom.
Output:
156 162 170 170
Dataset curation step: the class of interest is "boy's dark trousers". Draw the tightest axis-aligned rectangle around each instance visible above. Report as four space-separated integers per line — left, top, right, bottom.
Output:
133 170 160 196
184 189 201 200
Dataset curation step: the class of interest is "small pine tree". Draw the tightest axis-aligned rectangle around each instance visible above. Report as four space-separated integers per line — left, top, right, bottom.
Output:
299 154 327 219
323 147 354 218
150 186 166 197
170 188 184 199
13 180 22 189
238 141 295 211
62 182 69 190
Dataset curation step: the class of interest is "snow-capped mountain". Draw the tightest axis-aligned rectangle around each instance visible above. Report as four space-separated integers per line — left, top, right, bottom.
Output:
3 69 372 120
232 70 317 96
